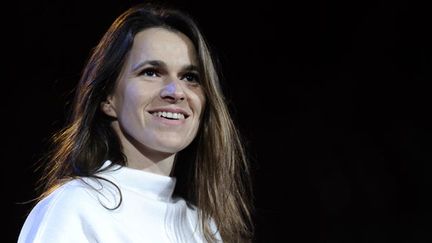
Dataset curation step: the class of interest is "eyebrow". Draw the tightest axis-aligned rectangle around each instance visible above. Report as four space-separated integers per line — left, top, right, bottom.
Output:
132 60 166 72
132 60 199 73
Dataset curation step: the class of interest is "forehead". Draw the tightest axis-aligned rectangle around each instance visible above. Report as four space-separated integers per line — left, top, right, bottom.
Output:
127 27 198 66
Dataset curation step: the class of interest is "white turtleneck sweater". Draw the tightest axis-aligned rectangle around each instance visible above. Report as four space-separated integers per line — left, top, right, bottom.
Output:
18 160 221 243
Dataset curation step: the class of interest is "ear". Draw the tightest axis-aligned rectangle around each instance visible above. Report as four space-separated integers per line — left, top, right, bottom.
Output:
100 97 118 118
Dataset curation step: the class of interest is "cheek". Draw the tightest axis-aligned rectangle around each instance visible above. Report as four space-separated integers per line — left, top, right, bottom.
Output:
122 83 153 110
192 88 206 115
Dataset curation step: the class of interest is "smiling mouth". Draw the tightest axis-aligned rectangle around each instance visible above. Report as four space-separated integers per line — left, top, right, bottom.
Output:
149 111 188 120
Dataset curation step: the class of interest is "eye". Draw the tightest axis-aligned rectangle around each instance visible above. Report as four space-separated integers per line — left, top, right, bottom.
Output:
138 68 159 77
181 72 200 83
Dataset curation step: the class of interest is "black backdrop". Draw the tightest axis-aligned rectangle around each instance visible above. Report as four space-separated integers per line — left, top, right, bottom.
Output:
4 0 431 242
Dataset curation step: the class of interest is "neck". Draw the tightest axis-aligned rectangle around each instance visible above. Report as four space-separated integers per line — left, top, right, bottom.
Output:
113 126 176 176
126 152 176 176
111 122 177 176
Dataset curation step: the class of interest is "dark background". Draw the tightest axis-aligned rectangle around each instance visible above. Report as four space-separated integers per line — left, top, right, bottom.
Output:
4 0 431 242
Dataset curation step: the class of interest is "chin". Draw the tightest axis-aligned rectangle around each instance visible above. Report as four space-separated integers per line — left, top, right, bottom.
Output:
153 141 190 154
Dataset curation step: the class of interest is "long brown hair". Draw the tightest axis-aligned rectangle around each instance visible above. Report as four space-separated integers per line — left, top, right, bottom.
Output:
38 3 253 242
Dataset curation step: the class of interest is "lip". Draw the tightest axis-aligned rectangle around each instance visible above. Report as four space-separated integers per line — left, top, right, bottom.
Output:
150 114 187 125
147 106 191 125
147 107 191 118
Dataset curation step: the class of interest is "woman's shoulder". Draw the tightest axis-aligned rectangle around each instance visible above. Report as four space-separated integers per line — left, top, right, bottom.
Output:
28 179 101 217
28 178 118 220
18 179 110 242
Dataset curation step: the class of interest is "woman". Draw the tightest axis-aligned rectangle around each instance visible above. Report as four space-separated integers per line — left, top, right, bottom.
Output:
18 3 253 243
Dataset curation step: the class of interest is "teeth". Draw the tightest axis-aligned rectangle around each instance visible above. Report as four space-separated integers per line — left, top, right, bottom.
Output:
153 111 185 120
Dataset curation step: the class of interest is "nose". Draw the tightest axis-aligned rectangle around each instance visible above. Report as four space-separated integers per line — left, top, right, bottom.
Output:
160 80 186 103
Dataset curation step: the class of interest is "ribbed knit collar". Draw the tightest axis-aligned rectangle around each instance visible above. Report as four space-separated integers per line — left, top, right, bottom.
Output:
96 160 176 201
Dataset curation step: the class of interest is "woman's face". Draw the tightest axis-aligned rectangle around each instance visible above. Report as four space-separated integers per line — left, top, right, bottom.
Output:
104 27 205 158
